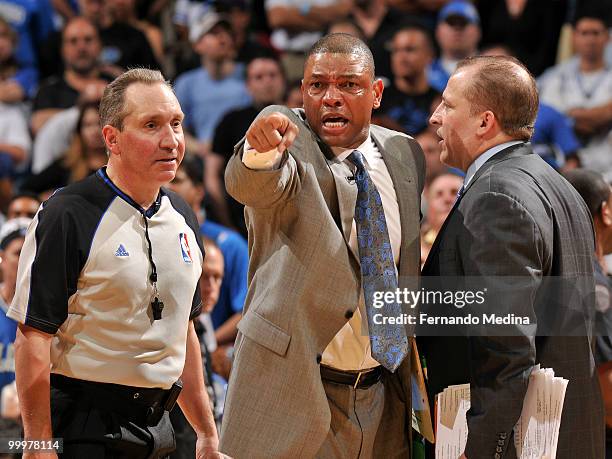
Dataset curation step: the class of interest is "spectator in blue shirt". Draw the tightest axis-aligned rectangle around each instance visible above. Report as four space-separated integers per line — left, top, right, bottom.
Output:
0 16 37 101
174 12 251 159
532 103 581 170
0 0 54 68
428 1 480 92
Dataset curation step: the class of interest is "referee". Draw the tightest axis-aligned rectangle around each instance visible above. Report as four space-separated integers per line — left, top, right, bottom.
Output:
8 69 222 458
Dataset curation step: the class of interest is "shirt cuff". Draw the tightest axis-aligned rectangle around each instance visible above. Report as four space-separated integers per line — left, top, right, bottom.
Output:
242 139 283 170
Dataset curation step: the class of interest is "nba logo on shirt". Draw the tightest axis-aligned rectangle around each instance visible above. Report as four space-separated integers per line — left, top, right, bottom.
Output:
179 233 192 263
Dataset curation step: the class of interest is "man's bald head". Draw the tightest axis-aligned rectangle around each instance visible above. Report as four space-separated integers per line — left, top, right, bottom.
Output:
306 33 376 80
454 55 538 141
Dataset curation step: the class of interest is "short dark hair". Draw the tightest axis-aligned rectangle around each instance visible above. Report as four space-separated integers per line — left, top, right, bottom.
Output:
391 22 435 54
564 169 611 218
455 55 539 141
307 33 375 79
428 170 463 187
572 7 610 29
100 68 172 129
246 54 285 81
10 191 41 205
178 154 204 186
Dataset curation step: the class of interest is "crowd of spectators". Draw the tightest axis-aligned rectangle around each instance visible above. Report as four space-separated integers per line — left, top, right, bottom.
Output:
0 0 610 454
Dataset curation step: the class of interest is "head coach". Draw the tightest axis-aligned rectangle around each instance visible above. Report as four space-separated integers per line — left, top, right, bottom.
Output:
220 33 425 457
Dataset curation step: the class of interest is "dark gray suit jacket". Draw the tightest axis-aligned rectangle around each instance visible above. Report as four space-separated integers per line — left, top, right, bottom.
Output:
419 143 604 458
220 105 425 458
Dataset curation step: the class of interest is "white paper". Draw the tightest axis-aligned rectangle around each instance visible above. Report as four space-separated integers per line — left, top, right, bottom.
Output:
435 384 470 459
513 367 568 458
435 367 568 459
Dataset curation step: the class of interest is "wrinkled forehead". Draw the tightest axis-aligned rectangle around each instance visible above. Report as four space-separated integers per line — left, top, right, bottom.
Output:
305 52 373 79
123 83 183 119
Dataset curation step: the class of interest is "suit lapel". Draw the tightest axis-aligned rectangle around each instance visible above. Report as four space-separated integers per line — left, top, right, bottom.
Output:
329 158 360 262
314 133 360 264
294 108 361 266
371 130 417 283
422 143 532 272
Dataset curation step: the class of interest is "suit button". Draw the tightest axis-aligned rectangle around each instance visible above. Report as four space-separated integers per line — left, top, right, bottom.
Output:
494 454 501 459
496 446 503 453
499 432 507 440
345 310 354 319
497 439 504 446
316 353 322 364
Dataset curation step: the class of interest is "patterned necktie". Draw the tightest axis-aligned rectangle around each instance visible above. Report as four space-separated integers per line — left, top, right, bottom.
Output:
348 150 408 372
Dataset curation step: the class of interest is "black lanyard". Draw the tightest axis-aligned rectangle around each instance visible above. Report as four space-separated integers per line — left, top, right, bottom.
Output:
143 214 164 320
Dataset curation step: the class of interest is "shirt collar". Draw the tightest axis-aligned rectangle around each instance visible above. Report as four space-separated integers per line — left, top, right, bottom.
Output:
96 167 163 218
463 140 524 188
331 130 374 163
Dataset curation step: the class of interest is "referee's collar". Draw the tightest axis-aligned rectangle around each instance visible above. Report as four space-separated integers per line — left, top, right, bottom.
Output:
96 167 163 218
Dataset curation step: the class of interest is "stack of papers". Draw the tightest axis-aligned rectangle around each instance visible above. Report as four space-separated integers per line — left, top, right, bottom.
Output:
435 384 471 459
434 366 568 458
513 366 568 458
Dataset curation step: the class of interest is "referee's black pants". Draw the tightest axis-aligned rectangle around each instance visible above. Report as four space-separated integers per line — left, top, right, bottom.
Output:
50 374 175 459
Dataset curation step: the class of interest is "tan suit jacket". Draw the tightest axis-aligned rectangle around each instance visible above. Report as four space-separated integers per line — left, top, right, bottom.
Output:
220 106 425 458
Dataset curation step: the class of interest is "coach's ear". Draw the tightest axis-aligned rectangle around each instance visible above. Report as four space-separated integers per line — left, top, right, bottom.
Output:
372 78 384 109
476 110 498 139
102 125 120 156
